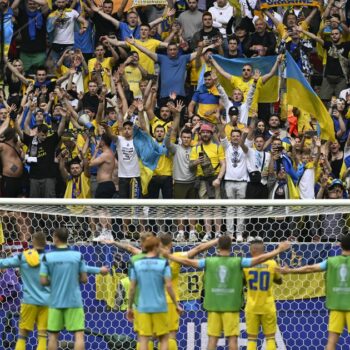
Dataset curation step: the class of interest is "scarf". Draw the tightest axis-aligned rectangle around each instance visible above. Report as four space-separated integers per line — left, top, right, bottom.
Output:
26 9 43 41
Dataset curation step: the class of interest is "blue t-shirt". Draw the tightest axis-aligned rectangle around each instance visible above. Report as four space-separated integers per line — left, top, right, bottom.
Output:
0 251 50 306
40 247 87 308
130 256 171 313
118 22 141 41
157 54 191 98
198 257 253 269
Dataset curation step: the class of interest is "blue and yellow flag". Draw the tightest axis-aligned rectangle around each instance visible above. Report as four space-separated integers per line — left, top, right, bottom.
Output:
285 52 335 142
212 54 280 103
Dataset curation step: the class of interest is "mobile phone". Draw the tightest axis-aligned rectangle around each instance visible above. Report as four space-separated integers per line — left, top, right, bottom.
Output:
199 152 204 158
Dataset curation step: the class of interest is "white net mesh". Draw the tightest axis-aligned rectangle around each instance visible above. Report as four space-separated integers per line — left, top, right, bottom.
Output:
0 199 349 349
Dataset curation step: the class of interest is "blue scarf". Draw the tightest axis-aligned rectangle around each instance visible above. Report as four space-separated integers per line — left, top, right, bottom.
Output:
26 9 43 41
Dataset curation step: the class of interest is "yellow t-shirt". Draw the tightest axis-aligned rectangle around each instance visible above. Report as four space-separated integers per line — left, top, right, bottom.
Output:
154 145 173 176
88 57 114 89
165 252 187 303
190 142 225 177
230 76 263 113
124 65 142 98
244 259 280 314
188 59 212 86
128 39 161 74
150 116 171 135
224 123 245 139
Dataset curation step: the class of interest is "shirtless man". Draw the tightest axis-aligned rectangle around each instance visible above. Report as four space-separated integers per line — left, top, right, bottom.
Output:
89 133 116 198
0 127 24 197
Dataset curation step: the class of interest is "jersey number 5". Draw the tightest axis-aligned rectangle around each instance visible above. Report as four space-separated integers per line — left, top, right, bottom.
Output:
248 271 270 291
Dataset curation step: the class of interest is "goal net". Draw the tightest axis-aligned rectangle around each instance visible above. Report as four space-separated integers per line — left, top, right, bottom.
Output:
0 199 349 350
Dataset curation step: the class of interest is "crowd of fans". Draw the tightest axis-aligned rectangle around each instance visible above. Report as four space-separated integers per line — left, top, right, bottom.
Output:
0 0 350 242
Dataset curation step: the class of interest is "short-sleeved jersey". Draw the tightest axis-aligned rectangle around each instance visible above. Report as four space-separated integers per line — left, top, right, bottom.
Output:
0 251 50 306
128 39 161 74
243 259 281 314
230 76 263 114
130 256 171 313
166 252 188 303
40 247 87 308
88 57 114 89
190 142 225 177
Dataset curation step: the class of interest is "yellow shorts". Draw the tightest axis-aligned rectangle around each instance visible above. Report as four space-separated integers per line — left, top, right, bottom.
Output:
137 312 169 337
207 312 239 337
245 312 276 336
133 309 139 333
329 310 350 334
167 303 180 332
19 304 48 331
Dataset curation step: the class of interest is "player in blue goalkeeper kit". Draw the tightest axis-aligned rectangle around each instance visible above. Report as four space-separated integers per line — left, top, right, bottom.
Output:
0 231 49 350
40 227 109 350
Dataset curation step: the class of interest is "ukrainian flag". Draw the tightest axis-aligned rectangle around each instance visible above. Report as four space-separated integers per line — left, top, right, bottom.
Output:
285 52 335 142
212 54 280 103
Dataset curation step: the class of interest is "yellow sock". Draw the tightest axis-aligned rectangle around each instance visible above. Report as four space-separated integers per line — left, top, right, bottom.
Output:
247 339 257 350
37 335 47 350
266 338 276 350
148 340 154 350
15 337 26 350
169 338 177 350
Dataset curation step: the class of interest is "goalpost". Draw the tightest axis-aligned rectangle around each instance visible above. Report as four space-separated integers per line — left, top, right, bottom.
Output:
0 199 349 350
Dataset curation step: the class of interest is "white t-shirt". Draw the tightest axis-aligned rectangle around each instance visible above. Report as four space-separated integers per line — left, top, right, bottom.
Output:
53 9 79 45
116 136 140 178
247 148 270 185
221 137 248 181
298 167 315 199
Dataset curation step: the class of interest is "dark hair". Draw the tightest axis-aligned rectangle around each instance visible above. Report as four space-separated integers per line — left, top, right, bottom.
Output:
168 41 178 48
204 71 212 78
106 107 116 114
101 133 112 146
228 36 238 43
250 239 264 246
202 11 212 18
181 128 192 136
218 235 232 250
37 124 49 133
69 157 81 167
155 125 165 132
32 231 46 248
231 129 242 136
3 127 17 142
159 233 172 246
242 63 253 70
54 228 70 243
123 120 133 128
103 0 113 4
140 23 151 29
269 113 280 120
331 14 341 21
341 235 350 251
36 66 47 73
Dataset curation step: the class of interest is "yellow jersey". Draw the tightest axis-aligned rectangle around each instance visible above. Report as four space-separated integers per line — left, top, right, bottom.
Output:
244 259 281 314
124 65 142 98
88 57 114 89
128 38 161 74
190 142 225 177
150 116 171 135
165 252 187 303
230 76 263 114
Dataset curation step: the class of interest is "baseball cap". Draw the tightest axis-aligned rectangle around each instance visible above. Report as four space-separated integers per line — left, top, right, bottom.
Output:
228 106 239 116
328 179 344 189
200 124 213 133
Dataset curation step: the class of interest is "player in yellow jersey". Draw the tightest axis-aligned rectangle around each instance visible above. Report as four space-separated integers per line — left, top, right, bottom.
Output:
243 239 282 350
159 233 218 350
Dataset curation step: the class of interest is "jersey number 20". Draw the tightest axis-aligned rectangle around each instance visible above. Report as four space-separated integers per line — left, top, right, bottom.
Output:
248 271 270 291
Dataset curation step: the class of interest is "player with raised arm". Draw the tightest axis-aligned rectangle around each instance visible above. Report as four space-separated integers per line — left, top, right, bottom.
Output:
104 233 218 350
40 228 109 350
0 231 49 350
279 234 350 350
165 236 290 350
244 239 283 350
128 236 183 350
159 233 218 350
